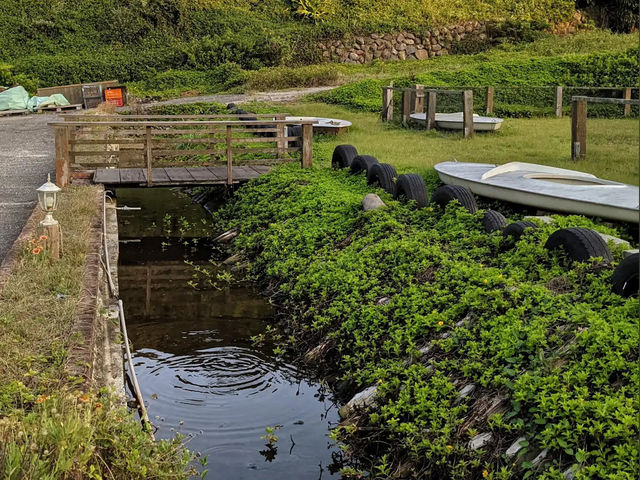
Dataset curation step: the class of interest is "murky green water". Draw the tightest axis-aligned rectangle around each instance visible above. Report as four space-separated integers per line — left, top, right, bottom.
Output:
116 188 343 479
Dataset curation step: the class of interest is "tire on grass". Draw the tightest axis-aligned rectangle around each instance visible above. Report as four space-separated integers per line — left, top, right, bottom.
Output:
350 155 379 175
393 174 429 208
503 221 538 240
367 163 397 194
611 253 639 298
332 145 358 169
544 227 613 263
482 210 508 233
432 184 478 213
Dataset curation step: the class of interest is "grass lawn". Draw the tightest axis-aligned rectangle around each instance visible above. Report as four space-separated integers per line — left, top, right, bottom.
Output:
285 102 639 185
0 186 191 479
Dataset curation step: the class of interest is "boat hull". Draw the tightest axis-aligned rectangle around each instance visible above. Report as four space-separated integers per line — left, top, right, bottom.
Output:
410 112 503 131
435 162 639 223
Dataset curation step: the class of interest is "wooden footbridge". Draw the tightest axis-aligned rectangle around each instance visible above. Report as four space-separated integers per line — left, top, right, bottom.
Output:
51 113 314 187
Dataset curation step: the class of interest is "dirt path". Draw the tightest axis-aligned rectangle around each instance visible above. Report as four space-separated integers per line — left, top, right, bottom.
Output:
135 86 336 109
0 114 56 262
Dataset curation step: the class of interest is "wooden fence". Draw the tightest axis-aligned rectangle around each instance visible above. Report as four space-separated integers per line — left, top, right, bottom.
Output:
383 85 637 126
50 117 314 187
571 96 640 160
383 85 476 137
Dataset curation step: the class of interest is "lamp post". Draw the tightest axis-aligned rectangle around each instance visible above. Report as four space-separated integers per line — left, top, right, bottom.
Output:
36 174 62 259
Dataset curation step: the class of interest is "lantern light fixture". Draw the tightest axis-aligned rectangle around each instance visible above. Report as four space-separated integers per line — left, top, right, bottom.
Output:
36 174 61 227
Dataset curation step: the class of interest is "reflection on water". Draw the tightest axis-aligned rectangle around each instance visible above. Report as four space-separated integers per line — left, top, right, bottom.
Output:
117 188 342 479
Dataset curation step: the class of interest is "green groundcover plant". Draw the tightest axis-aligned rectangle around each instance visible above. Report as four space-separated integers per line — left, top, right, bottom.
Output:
214 161 638 479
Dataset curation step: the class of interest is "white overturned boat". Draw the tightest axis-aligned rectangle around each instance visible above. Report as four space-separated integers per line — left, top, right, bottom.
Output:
410 112 503 131
435 161 639 223
285 116 351 134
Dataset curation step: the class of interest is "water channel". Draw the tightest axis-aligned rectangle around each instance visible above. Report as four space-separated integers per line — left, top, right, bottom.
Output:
116 188 343 479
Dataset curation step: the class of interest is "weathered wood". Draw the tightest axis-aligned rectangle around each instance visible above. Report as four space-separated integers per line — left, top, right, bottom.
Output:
554 86 563 117
426 91 437 131
623 87 631 116
186 167 218 182
51 120 309 127
413 84 424 113
145 126 153 186
462 90 474 138
276 122 285 158
165 168 194 183
301 123 313 168
571 96 639 105
93 168 120 184
63 113 287 121
38 223 62 260
55 126 70 187
382 82 394 122
571 98 587 160
226 125 233 185
120 168 147 184
151 168 170 183
402 88 412 126
486 86 494 115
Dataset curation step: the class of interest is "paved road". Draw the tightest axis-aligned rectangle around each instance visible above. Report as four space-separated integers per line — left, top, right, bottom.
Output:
133 86 336 110
0 114 56 262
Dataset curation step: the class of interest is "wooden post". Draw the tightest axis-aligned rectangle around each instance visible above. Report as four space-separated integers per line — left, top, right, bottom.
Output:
382 83 394 122
413 84 424 113
145 126 152 187
301 123 313 168
571 98 587 160
54 126 70 187
426 91 437 130
623 87 631 116
554 86 563 118
402 88 412 126
276 122 285 158
486 86 494 115
209 124 216 164
462 90 474 138
226 125 233 185
38 223 62 260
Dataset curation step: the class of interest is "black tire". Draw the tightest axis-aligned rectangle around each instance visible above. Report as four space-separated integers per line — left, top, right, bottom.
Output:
611 253 639 298
367 163 397 194
544 227 613 263
432 185 478 213
503 221 538 240
226 102 237 111
393 174 429 208
287 125 302 148
350 155 379 175
332 145 358 169
482 210 508 233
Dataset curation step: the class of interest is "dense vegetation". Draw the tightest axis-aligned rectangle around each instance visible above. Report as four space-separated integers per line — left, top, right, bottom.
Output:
312 47 640 117
0 0 635 94
215 162 638 479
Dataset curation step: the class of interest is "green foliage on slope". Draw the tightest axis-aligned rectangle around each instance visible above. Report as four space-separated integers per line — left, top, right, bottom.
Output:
216 163 638 479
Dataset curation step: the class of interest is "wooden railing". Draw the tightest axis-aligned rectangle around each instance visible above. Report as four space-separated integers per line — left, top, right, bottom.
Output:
62 113 290 122
571 96 640 160
50 118 314 187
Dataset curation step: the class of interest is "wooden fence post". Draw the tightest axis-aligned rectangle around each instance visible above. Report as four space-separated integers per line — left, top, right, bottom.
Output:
145 126 153 187
382 84 394 122
571 98 587 160
462 90 474 138
54 125 70 187
402 88 412 126
554 86 563 118
623 87 631 116
486 86 494 115
413 84 424 113
276 122 285 158
226 125 233 184
426 91 437 130
301 123 313 168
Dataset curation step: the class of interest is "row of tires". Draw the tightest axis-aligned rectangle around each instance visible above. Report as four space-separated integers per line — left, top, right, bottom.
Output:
331 144 638 298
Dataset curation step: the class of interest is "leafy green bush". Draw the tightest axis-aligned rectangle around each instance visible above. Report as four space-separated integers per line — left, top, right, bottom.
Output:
215 163 638 479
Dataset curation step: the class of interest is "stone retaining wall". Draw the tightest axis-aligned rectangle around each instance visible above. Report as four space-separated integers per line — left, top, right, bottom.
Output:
317 12 586 64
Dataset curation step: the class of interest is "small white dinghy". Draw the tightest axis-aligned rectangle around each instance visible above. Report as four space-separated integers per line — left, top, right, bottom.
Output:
410 112 503 131
435 161 639 223
285 116 351 134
